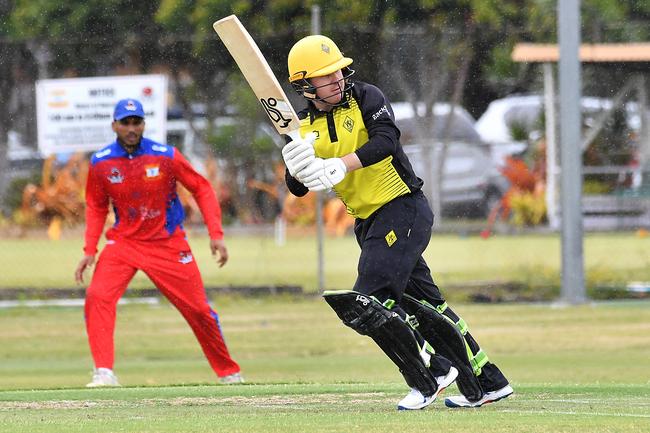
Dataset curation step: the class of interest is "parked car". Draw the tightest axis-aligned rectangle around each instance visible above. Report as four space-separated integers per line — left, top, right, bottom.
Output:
403 142 507 218
475 94 640 167
476 94 650 230
391 102 509 218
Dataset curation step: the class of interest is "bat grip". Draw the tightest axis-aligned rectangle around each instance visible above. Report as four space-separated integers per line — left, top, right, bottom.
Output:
286 129 302 142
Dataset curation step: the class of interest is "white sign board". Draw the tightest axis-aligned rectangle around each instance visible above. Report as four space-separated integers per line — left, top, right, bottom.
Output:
36 74 168 155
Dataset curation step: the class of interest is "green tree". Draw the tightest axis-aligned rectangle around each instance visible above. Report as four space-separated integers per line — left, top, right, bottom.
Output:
9 0 164 76
2 0 648 219
208 75 280 222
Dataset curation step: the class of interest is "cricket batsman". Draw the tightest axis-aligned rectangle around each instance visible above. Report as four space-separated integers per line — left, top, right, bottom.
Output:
281 35 513 409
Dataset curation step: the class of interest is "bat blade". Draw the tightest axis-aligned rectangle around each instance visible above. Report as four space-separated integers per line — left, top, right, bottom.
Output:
213 15 300 141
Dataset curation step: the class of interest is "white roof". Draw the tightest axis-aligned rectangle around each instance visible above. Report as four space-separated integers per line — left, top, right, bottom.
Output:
475 94 617 144
475 95 542 144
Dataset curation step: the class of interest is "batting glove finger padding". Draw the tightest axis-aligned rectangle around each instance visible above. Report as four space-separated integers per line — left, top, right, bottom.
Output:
282 132 317 177
296 158 325 182
283 145 314 177
298 157 347 187
303 176 333 191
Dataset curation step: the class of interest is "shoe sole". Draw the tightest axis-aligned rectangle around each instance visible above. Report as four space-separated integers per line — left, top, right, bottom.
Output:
397 396 435 411
397 367 459 410
444 387 513 408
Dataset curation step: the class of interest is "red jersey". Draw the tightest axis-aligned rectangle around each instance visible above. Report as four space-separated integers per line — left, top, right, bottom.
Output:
84 137 223 255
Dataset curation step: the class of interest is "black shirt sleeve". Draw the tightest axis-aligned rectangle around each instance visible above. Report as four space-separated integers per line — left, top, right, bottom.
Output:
285 168 309 197
353 83 401 167
283 110 310 197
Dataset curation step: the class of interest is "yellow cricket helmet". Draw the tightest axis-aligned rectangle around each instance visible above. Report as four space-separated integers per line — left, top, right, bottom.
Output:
288 35 355 103
288 35 353 82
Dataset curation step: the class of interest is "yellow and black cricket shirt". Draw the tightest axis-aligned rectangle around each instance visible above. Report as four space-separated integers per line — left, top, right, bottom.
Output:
285 81 423 219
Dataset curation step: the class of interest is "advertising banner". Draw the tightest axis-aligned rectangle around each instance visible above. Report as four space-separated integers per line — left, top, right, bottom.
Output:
36 74 167 155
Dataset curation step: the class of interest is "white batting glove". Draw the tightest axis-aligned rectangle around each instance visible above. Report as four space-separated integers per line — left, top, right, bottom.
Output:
298 157 347 188
296 158 333 192
303 176 333 192
282 132 316 177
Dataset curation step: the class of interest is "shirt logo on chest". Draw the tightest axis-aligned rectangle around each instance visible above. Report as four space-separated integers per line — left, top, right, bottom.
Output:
145 164 160 179
343 116 355 133
107 168 124 184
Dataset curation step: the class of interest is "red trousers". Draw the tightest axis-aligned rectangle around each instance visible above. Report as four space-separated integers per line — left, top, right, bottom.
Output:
84 235 240 377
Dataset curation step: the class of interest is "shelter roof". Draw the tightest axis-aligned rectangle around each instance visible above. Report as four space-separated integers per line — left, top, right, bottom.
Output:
512 43 650 62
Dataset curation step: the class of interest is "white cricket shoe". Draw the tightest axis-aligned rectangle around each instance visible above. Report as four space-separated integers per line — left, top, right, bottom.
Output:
398 388 436 410
435 366 459 391
219 372 244 384
397 367 458 410
86 368 120 388
444 384 513 408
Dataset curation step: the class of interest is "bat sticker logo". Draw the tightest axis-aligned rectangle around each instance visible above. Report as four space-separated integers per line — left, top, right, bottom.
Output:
260 97 292 128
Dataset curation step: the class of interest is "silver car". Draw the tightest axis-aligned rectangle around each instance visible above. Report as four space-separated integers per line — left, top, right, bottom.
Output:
392 102 508 218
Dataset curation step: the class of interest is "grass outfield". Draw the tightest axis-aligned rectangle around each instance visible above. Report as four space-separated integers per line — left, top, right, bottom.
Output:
1 298 649 432
1 384 648 433
1 231 650 293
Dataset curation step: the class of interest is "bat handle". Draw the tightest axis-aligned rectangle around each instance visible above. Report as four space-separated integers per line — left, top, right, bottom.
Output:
286 129 302 142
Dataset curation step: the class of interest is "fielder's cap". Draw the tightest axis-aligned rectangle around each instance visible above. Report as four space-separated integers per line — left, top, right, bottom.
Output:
113 98 145 120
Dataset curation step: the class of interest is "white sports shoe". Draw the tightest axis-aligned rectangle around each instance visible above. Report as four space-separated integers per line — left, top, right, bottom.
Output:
397 367 458 410
86 368 120 388
398 388 435 410
445 384 513 408
435 366 459 391
219 372 244 384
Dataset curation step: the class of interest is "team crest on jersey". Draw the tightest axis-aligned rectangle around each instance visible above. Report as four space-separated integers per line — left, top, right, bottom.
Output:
107 168 124 184
178 251 194 264
145 164 160 179
343 116 354 133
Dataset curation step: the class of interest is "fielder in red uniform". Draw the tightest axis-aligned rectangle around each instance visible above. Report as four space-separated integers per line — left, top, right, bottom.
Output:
75 98 242 387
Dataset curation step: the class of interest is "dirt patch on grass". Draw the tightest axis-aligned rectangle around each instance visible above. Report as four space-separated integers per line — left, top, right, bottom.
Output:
156 392 390 408
0 393 391 411
0 400 111 410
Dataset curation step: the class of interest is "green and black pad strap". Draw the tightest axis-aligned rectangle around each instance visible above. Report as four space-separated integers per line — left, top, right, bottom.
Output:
425 299 490 375
401 293 483 401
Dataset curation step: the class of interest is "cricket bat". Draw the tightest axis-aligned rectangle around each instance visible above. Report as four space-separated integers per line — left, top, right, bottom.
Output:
213 15 301 143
